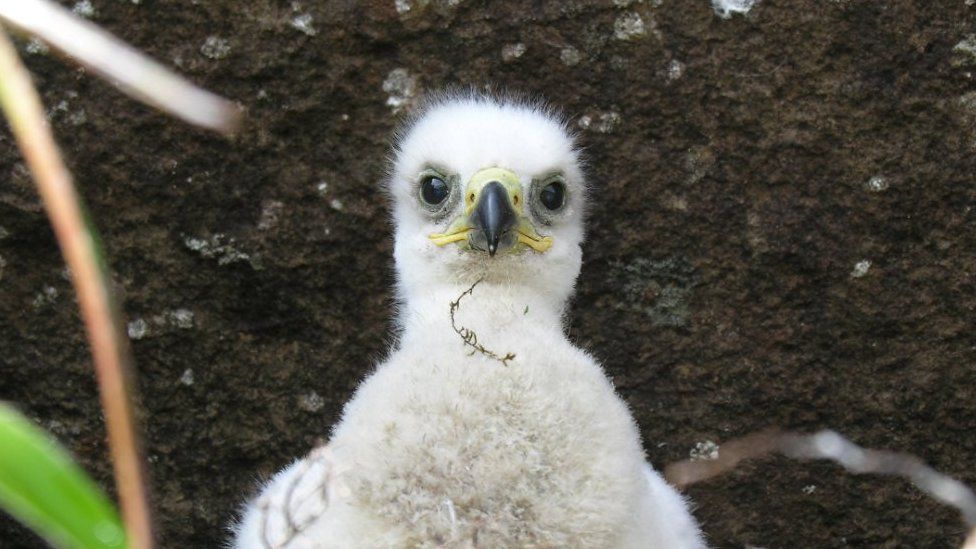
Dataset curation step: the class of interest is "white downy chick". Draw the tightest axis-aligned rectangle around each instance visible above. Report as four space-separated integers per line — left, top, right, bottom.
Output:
232 94 706 548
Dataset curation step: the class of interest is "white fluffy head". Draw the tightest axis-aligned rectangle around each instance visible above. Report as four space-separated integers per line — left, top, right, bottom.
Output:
386 95 587 309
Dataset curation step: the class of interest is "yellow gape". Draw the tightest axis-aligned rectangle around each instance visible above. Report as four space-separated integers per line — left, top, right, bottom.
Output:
429 167 553 254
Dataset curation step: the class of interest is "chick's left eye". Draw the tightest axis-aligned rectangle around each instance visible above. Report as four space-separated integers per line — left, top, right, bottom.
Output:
420 176 450 205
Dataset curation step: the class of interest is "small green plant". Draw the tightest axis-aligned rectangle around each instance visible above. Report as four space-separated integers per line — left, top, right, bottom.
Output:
0 403 125 548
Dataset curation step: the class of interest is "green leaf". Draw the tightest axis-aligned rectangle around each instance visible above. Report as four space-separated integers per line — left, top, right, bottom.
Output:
0 403 126 548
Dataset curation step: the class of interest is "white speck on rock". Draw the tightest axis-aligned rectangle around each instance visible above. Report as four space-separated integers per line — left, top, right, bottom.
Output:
690 440 720 461
382 68 418 114
711 0 758 18
560 47 581 66
299 391 325 412
25 38 49 55
48 93 87 126
315 181 329 196
258 199 285 230
866 175 889 192
954 35 976 59
596 111 621 133
179 369 195 386
613 0 643 6
578 111 621 134
667 59 686 81
802 484 817 495
68 108 87 126
0 226 8 239
72 1 95 17
394 0 412 13
501 43 527 62
46 419 82 437
48 100 68 120
167 309 195 329
127 318 149 340
394 0 431 15
31 285 59 308
290 13 317 36
329 198 344 211
130 309 194 339
960 91 976 113
183 233 254 267
660 192 688 211
47 420 65 436
850 260 872 278
614 12 646 40
684 146 716 184
200 36 231 60
746 211 768 252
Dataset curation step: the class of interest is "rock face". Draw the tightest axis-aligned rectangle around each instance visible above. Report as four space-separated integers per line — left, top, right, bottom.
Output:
1 0 975 546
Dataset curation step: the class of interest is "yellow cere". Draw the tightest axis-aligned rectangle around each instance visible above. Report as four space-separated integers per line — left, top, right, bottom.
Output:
429 167 553 253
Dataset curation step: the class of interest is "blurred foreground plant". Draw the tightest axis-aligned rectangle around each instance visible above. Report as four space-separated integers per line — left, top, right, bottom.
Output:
0 1 241 547
0 404 126 548
665 428 976 547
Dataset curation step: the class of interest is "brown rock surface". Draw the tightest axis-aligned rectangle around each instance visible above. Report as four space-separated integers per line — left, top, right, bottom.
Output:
1 0 974 546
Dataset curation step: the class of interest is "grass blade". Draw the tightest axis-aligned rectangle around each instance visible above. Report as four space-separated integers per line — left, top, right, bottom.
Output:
0 0 241 134
0 403 126 549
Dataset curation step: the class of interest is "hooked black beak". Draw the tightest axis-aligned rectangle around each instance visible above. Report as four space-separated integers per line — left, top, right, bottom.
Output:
470 181 517 257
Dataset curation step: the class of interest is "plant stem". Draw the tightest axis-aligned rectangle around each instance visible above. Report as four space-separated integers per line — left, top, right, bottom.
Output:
0 25 153 549
0 0 240 135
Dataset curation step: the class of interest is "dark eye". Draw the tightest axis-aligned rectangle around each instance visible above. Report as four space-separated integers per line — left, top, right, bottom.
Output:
420 176 450 206
539 181 565 211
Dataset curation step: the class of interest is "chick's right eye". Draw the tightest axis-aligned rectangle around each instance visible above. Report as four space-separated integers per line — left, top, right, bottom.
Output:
420 176 450 205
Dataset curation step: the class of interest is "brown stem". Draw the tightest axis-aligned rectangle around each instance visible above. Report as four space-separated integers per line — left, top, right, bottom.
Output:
0 26 153 549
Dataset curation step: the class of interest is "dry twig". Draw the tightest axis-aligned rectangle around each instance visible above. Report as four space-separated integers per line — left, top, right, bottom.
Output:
780 430 976 527
449 279 516 366
665 428 976 546
0 0 240 134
